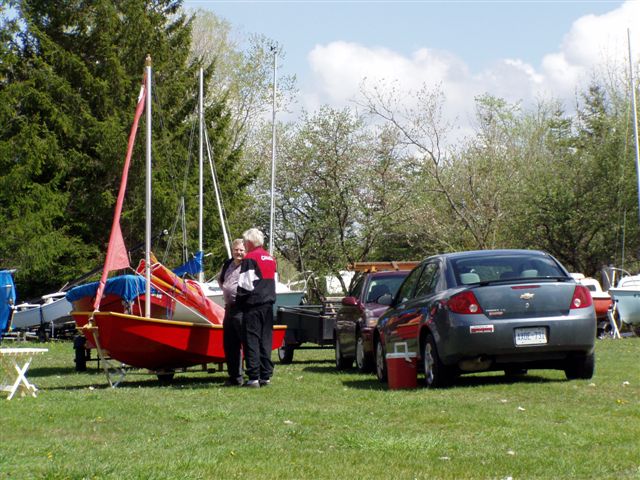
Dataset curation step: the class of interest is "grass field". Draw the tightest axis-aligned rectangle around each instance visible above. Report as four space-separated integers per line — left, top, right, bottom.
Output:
0 337 638 479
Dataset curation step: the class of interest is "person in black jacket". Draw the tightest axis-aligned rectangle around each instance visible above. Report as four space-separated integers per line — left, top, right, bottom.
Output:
218 238 246 386
236 228 277 388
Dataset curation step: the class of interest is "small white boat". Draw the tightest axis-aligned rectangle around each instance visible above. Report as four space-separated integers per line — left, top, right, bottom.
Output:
608 274 640 325
199 280 305 313
11 292 73 333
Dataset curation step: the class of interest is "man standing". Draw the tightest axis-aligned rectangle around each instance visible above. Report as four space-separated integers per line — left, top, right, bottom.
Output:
236 228 277 388
219 239 246 386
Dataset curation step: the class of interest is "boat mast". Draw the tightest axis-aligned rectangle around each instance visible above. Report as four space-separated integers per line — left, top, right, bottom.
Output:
145 55 152 317
198 68 205 282
204 127 232 258
269 45 277 256
629 29 640 225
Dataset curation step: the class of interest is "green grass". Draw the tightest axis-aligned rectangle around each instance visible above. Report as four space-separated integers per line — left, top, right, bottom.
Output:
1 338 639 479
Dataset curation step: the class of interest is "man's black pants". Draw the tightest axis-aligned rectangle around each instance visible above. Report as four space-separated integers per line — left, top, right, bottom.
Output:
223 305 244 383
242 303 274 382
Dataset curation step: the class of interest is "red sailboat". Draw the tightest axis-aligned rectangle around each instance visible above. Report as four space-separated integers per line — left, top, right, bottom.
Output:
67 59 284 385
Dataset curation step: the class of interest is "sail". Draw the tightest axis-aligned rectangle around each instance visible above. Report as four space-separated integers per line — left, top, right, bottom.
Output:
93 76 147 311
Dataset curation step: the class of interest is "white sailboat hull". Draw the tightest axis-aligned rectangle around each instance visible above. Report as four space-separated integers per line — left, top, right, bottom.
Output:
12 294 72 330
609 287 640 325
199 281 304 313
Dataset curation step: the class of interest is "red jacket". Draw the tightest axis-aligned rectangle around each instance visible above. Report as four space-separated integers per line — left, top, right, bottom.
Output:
236 247 277 308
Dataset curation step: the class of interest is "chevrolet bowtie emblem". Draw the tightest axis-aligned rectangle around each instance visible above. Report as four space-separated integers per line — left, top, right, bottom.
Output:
520 293 535 300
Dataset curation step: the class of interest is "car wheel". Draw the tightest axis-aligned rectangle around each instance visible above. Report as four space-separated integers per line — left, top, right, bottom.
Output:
356 332 373 373
422 334 452 388
278 344 294 364
375 340 387 382
335 336 353 370
564 353 595 380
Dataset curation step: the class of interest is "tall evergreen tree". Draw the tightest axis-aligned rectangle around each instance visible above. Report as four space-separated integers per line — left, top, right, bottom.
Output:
0 0 245 298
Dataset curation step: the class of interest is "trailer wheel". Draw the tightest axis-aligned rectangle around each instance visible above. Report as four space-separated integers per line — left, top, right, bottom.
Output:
278 345 295 364
157 372 175 383
335 337 353 370
73 335 87 372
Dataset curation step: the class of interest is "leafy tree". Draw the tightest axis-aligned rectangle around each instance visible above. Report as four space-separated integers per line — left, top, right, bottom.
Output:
272 106 416 289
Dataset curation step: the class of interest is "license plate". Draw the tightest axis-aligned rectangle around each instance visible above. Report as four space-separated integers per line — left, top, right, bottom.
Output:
515 327 547 345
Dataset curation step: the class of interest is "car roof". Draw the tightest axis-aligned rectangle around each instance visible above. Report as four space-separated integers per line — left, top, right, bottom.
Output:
364 270 411 278
425 249 550 262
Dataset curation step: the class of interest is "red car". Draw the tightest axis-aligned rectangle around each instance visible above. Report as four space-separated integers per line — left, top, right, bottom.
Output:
334 262 418 372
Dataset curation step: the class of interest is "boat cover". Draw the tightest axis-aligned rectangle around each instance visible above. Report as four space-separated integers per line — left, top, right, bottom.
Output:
66 275 148 304
0 270 16 335
173 251 204 277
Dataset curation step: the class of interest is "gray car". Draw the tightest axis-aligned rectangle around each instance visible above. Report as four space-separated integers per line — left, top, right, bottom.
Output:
374 249 596 387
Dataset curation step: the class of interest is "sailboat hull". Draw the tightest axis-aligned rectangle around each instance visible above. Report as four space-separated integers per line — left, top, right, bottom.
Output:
73 311 287 370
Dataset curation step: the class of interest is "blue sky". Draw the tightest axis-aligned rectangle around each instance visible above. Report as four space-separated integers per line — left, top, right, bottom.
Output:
186 1 621 72
184 1 640 133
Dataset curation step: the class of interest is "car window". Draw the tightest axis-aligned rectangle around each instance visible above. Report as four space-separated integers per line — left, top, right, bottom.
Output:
350 275 365 298
365 275 407 303
414 263 439 298
451 253 566 283
395 265 424 303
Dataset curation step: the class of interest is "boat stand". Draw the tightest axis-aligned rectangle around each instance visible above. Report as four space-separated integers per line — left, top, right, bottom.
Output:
81 323 126 387
606 305 622 339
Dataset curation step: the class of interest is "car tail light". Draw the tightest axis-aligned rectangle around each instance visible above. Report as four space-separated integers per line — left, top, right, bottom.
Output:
570 285 593 309
447 290 483 314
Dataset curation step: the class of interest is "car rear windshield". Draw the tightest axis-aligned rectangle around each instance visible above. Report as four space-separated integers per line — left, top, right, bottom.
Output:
451 253 567 285
366 275 407 303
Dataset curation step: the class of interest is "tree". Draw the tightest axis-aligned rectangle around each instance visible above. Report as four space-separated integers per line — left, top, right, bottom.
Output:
0 0 242 298
271 106 416 289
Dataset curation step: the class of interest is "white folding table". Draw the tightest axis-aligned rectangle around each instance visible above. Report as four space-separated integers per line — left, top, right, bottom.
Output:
0 348 48 400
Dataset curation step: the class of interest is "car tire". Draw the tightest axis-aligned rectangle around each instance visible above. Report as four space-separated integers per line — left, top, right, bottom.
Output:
335 336 353 370
375 340 387 382
278 344 294 364
564 353 595 380
356 332 373 373
422 334 452 388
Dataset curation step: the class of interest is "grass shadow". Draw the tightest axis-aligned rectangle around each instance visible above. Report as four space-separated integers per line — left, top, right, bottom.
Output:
340 372 567 391
43 369 230 391
29 366 80 377
452 373 565 388
301 364 339 374
341 378 386 390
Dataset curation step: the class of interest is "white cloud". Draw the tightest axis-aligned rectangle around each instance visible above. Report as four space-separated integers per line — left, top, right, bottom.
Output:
302 0 640 136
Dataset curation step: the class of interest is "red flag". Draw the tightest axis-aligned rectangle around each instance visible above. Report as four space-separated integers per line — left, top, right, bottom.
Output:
93 76 147 311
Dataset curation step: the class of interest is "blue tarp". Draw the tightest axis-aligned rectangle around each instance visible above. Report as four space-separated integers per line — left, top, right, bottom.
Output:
65 274 148 304
0 270 16 335
173 251 204 277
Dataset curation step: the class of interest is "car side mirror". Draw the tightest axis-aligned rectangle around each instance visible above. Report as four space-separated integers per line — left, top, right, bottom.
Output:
341 296 359 306
377 293 393 306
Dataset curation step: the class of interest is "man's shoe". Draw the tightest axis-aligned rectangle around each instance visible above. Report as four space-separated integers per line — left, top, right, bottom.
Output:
223 378 244 387
243 379 260 388
259 379 271 387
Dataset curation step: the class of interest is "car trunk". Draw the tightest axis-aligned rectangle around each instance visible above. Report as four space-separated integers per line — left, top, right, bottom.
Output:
473 282 577 319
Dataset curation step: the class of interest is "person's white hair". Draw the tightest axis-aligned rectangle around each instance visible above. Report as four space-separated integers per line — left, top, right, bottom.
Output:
231 238 244 248
242 228 264 248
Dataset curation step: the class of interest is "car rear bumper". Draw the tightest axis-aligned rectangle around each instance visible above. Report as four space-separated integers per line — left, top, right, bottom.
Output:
437 311 596 367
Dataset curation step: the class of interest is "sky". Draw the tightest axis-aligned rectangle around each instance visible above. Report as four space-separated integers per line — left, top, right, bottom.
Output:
184 0 640 134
